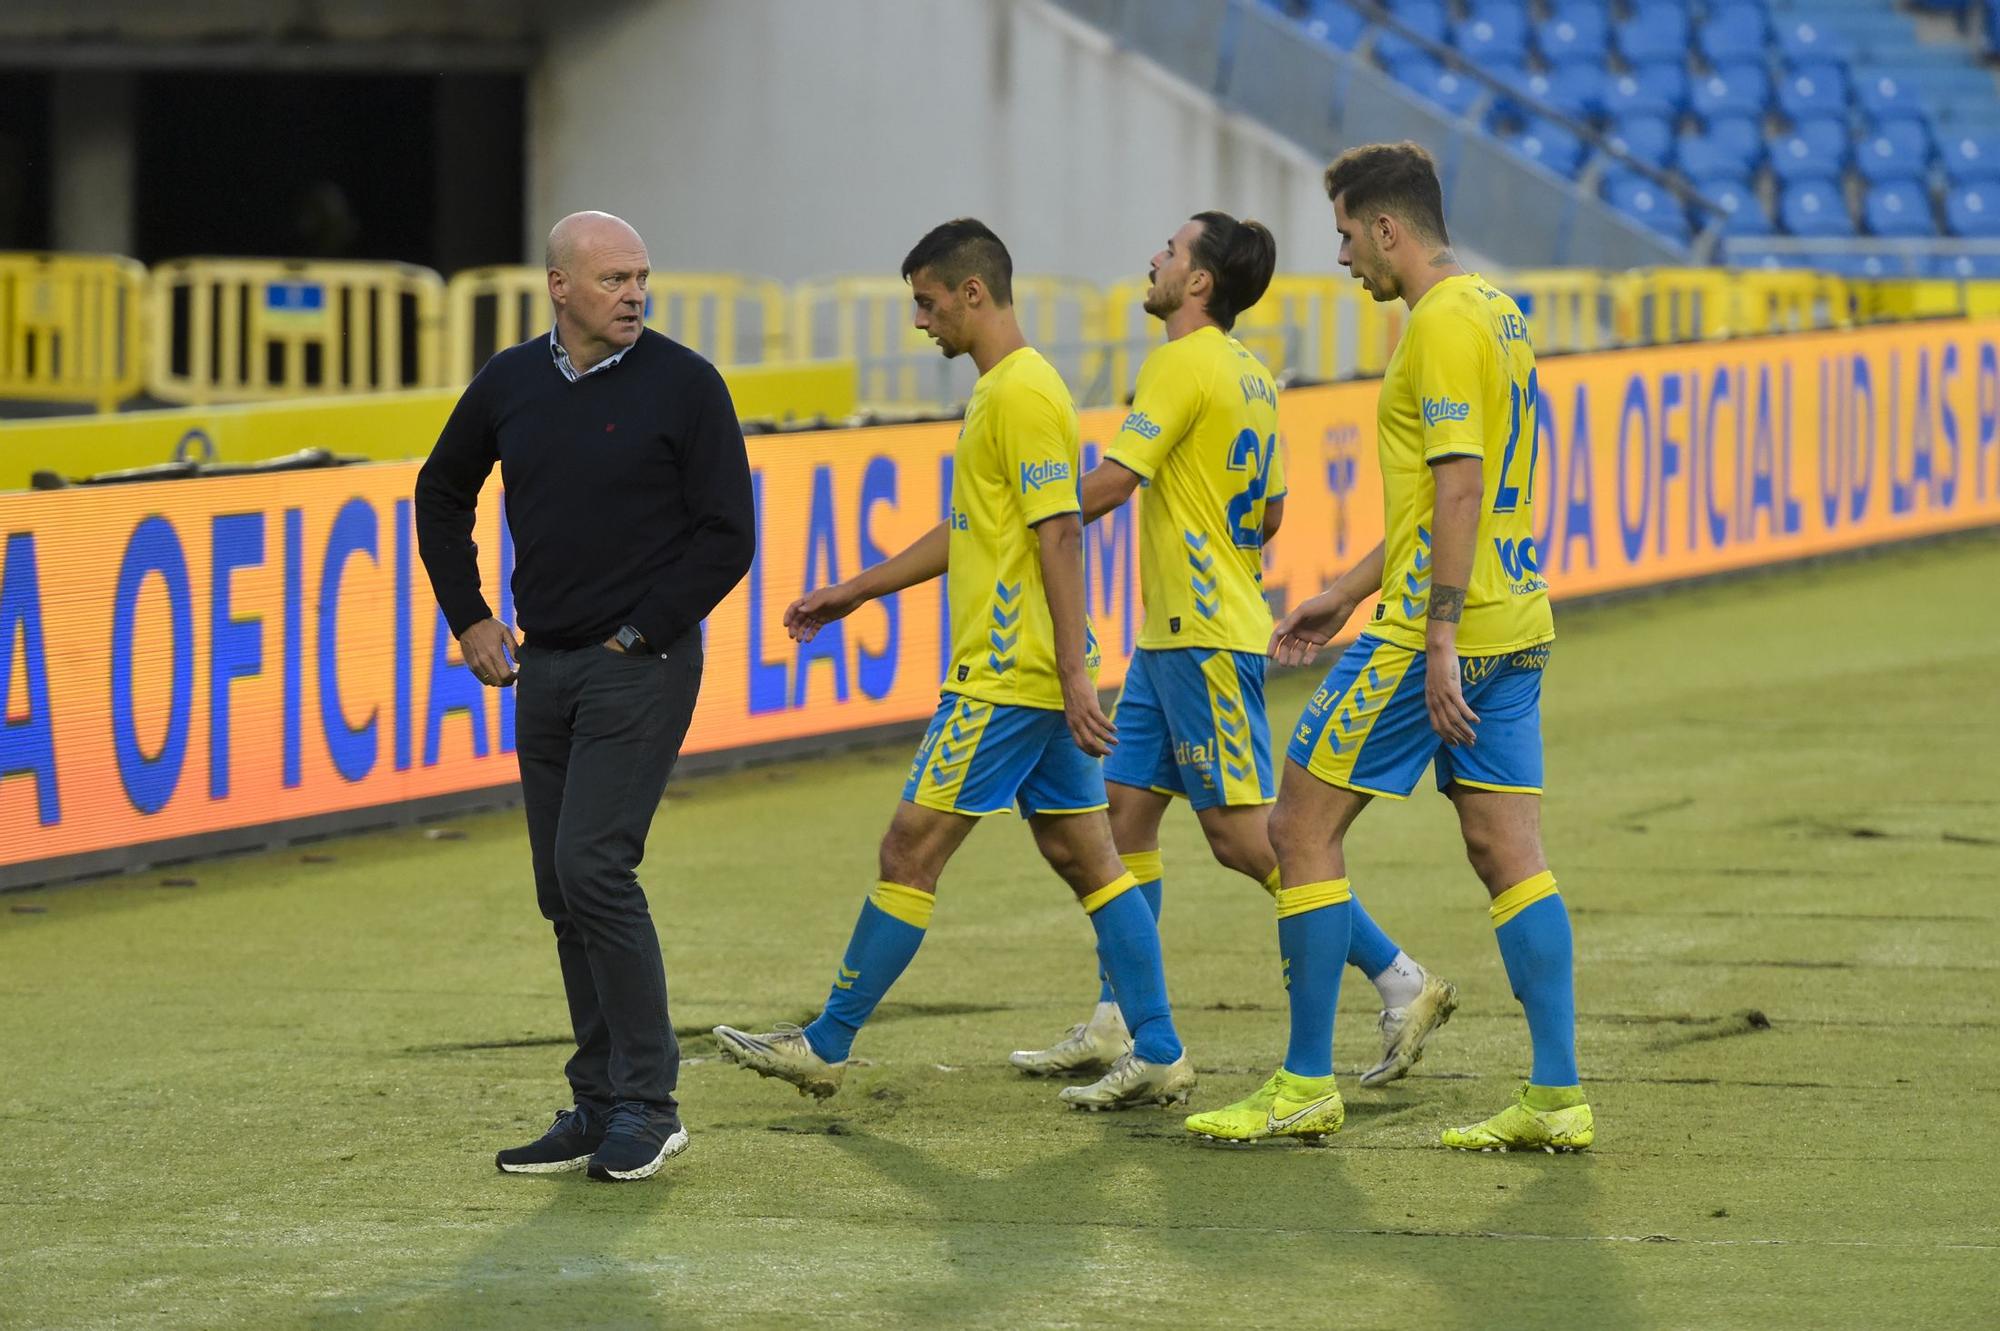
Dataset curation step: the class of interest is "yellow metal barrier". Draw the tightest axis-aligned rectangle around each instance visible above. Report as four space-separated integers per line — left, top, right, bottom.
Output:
0 253 148 411
1499 270 1616 353
790 275 1107 410
445 268 789 382
149 258 444 406
1101 274 1404 399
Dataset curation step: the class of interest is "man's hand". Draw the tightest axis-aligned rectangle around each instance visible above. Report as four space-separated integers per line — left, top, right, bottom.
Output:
785 583 865 643
1268 589 1362 667
1060 670 1118 759
1423 638 1480 746
460 617 519 687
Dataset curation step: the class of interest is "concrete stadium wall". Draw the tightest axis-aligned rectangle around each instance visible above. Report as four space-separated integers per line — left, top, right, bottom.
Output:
526 0 1354 282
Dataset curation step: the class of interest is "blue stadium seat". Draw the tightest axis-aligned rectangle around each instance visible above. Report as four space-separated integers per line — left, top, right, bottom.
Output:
1415 65 1487 118
1372 33 1429 70
1864 181 1939 237
1938 130 2000 183
1698 178 1774 236
1543 60 1611 121
1616 9 1690 65
1389 0 1448 42
1704 116 1767 171
1698 5 1770 66
1824 253 1905 280
1453 10 1530 62
1775 18 1855 65
1535 10 1608 63
1854 130 1931 186
1866 115 1936 166
1946 180 2000 236
1301 1 1368 50
1678 133 1756 183
1607 175 1691 242
1932 253 2000 278
1508 119 1587 177
1770 120 1851 183
1780 179 1855 236
1692 64 1771 122
1775 64 1849 122
1608 116 1676 170
1857 73 1926 121
1604 63 1687 120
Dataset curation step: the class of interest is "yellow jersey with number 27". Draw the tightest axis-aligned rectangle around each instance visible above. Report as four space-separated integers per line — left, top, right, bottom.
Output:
1369 273 1554 657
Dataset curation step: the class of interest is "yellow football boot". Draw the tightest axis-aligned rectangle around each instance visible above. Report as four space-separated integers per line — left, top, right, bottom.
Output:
1441 1083 1593 1152
1183 1068 1344 1144
712 1024 845 1100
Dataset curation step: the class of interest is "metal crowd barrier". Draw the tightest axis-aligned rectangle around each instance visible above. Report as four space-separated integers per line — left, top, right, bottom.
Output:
149 259 445 405
0 252 148 411
12 253 2000 417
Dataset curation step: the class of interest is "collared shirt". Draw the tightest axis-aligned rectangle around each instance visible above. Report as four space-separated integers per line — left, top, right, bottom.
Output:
549 327 631 383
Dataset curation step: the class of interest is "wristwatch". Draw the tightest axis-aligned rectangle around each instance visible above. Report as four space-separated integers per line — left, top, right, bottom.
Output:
614 625 652 656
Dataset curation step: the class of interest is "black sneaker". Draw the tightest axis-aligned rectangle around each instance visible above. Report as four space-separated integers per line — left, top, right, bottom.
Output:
495 1105 605 1174
586 1101 689 1182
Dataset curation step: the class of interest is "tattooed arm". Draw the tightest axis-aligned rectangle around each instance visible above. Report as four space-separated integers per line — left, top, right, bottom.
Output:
1424 456 1484 745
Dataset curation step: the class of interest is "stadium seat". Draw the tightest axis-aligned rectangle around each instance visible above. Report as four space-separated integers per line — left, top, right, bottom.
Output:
1608 116 1676 170
1607 175 1691 242
1372 32 1429 70
1780 178 1856 237
1939 130 2000 183
1388 0 1448 43
1535 10 1608 63
1932 253 2000 278
1863 181 1939 237
1697 178 1775 236
1854 130 1931 187
1704 116 1767 171
1857 73 1926 121
1453 10 1529 63
1508 119 1587 178
1678 133 1756 184
1864 115 1935 166
1775 64 1850 122
1775 18 1854 65
1615 8 1690 65
1946 180 2000 236
1698 6 1770 67
1692 64 1771 122
1416 66 1487 119
1301 0 1368 50
1542 60 1611 122
1604 63 1687 120
1770 121 1851 183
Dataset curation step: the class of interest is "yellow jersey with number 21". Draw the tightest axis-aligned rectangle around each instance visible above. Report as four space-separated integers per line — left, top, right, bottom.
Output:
943 346 1099 710
1370 273 1553 657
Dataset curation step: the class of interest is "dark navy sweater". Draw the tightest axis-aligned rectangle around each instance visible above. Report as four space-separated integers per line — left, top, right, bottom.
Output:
415 329 756 651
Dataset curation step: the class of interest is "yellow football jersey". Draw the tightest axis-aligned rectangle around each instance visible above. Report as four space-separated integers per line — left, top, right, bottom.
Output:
1105 326 1286 653
943 347 1099 709
1369 274 1554 656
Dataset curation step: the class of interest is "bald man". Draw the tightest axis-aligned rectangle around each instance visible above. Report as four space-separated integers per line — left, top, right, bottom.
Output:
416 212 756 1182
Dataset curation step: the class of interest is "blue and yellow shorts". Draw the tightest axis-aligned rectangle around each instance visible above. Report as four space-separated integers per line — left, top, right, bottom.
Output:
902 693 1108 817
1104 647 1276 810
1287 634 1551 799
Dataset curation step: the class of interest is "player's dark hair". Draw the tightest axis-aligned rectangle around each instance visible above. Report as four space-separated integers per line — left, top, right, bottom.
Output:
1322 141 1450 245
901 218 1014 307
1186 211 1277 330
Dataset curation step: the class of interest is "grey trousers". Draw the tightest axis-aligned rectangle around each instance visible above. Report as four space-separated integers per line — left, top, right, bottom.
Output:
514 632 701 1116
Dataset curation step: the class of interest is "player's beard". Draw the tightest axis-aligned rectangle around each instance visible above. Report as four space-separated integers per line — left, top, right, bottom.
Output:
1142 274 1182 320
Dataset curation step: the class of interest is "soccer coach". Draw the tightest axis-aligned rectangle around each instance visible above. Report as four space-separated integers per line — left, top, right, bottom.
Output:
415 211 755 1182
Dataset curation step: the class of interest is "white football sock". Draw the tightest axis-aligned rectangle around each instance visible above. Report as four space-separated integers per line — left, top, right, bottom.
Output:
1372 952 1425 1009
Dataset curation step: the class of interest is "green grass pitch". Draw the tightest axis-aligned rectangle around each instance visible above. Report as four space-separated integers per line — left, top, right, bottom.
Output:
2 535 1997 1329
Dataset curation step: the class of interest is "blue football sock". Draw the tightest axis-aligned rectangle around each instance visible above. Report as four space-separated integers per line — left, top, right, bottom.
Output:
1491 872 1579 1088
803 882 933 1063
1345 890 1400 978
1276 879 1353 1078
1099 850 1163 1005
1084 873 1182 1063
